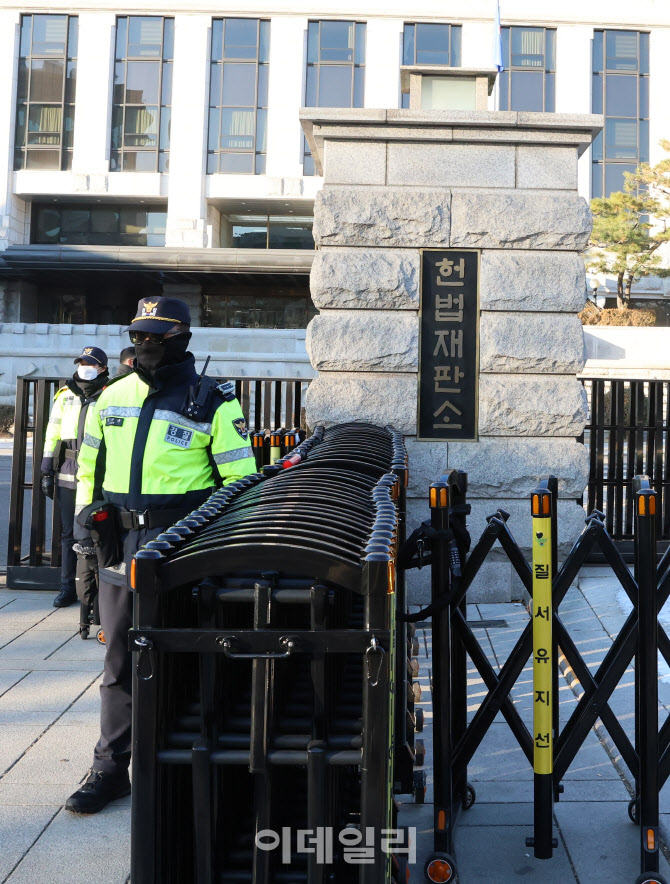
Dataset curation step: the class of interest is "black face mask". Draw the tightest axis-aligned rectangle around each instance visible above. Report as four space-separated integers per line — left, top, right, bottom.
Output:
73 369 108 398
135 332 191 376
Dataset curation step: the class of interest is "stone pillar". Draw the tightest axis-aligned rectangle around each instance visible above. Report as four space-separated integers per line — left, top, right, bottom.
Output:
161 282 203 327
265 15 308 180
72 13 116 174
301 109 602 602
165 15 209 248
0 281 38 322
0 10 26 252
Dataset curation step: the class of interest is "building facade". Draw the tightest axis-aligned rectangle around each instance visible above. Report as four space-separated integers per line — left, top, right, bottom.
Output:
0 0 669 391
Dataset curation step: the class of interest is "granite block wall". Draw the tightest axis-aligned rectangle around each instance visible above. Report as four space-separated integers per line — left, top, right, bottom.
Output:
303 123 597 601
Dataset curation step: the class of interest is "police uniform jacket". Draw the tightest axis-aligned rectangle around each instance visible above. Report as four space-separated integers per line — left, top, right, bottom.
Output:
42 377 106 489
75 356 256 581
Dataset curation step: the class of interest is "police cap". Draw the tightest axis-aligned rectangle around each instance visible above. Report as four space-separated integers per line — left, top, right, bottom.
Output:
74 346 108 366
125 297 191 333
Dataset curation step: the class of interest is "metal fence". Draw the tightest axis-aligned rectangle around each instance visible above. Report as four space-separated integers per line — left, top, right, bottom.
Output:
7 374 311 590
580 377 670 546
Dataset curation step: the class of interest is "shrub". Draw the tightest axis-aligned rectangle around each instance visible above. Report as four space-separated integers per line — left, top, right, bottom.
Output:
579 303 656 326
0 404 14 434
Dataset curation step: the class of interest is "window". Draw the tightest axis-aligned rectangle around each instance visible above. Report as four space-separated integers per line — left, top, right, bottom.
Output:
401 23 461 108
204 286 315 329
498 27 555 112
111 17 173 172
207 19 269 175
31 203 167 246
14 14 78 171
227 215 314 250
303 20 366 176
592 30 649 198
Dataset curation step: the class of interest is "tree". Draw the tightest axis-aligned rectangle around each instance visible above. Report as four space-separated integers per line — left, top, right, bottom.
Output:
588 144 670 309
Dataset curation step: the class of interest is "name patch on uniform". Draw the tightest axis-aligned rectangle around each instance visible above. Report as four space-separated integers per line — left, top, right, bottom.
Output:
106 417 124 427
232 418 249 440
165 424 193 449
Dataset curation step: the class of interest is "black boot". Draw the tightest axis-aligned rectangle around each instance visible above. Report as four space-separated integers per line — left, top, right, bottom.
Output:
65 769 131 814
53 585 77 607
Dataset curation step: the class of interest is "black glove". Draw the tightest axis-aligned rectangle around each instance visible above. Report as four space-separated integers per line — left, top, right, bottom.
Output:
40 474 55 500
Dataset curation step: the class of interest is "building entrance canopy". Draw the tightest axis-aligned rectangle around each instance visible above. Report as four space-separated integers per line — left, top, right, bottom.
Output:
0 245 314 276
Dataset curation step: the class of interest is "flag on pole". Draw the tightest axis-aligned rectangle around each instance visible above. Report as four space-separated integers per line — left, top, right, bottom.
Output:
493 0 504 71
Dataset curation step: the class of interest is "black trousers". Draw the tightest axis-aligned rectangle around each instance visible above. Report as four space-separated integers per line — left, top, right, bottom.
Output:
93 578 133 774
56 485 77 589
92 525 162 775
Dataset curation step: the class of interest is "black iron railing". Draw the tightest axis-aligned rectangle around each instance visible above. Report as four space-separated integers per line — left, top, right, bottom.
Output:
7 374 311 590
580 377 670 542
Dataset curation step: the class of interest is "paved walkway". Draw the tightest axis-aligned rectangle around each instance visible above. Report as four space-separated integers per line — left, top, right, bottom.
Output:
1 567 669 882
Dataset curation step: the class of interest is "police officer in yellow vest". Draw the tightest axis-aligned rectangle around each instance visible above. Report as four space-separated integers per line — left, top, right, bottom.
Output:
41 346 109 608
65 297 256 814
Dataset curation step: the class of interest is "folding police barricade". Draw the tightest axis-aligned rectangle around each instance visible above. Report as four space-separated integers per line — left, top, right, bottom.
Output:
129 423 416 884
411 468 670 884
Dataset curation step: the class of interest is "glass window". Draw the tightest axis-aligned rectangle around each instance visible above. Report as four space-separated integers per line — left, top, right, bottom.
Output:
303 20 365 175
510 71 544 111
204 285 314 330
605 30 638 71
111 17 172 172
592 30 649 197
31 203 167 246
318 66 353 106
605 74 637 116
498 26 556 112
227 214 314 250
268 217 315 249
605 118 638 159
14 14 77 171
401 23 461 107
208 19 269 175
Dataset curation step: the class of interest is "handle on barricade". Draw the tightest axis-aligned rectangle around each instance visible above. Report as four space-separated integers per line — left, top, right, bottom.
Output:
252 432 266 470
270 429 285 463
526 486 558 859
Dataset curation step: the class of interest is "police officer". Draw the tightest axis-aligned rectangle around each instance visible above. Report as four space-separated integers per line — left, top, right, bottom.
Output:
41 346 109 607
117 346 135 377
65 297 256 814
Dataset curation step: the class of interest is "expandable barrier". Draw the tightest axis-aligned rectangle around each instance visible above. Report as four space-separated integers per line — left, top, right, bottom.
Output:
129 422 421 884
7 375 310 590
406 471 669 884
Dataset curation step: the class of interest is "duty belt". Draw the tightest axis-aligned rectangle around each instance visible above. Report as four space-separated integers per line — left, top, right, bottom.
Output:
119 506 194 531
64 449 78 460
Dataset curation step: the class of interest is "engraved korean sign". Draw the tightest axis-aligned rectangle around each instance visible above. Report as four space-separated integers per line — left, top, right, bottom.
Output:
418 249 479 441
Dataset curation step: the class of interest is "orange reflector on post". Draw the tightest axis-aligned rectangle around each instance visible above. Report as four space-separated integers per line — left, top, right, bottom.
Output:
638 493 657 516
429 485 448 509
130 558 136 590
647 828 655 851
426 859 452 883
532 492 550 517
437 810 446 831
